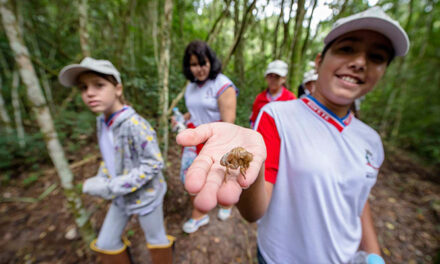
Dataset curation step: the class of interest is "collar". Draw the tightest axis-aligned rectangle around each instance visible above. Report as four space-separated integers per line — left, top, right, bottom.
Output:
104 106 129 127
301 95 353 132
266 88 282 101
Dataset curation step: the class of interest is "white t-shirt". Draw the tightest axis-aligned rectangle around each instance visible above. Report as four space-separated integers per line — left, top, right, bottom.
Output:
254 95 384 264
184 73 237 126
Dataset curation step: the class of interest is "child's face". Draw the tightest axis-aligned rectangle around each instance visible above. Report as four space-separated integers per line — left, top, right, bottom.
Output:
314 30 392 107
265 73 285 92
190 55 211 82
78 73 123 116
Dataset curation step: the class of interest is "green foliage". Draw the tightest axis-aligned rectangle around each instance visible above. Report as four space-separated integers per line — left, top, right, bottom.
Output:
0 131 48 171
0 0 439 169
22 172 39 187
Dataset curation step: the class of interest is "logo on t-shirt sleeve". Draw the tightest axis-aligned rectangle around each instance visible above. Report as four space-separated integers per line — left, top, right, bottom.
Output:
365 149 379 179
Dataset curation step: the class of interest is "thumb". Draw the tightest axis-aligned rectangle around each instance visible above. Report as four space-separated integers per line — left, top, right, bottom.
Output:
176 123 214 147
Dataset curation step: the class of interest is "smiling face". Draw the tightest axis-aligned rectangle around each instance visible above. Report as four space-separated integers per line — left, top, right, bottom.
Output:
190 55 211 82
78 72 123 117
265 73 285 94
314 30 393 117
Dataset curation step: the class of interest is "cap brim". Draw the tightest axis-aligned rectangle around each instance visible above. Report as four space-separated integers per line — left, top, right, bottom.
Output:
324 17 409 56
265 70 287 77
58 65 95 87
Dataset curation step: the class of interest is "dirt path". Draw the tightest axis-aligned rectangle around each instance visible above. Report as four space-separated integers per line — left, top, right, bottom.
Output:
0 143 438 263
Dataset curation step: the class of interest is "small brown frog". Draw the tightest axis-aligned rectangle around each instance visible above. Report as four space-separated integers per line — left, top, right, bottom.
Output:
220 147 253 182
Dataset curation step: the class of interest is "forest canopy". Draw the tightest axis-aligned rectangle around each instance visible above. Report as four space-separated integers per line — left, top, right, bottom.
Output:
0 0 439 170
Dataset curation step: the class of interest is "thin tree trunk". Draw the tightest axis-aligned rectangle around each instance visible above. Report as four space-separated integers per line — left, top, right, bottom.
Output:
287 0 306 89
234 0 245 87
11 71 25 147
388 0 414 140
0 76 13 134
78 0 91 57
277 0 294 60
206 0 231 45
379 0 413 138
272 0 284 59
149 0 160 74
222 0 256 70
300 0 318 58
0 0 95 244
28 30 55 113
158 0 173 162
258 0 270 55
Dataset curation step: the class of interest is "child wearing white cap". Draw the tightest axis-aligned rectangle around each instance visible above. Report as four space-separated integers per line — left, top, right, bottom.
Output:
249 60 296 129
59 57 175 264
176 6 409 264
298 68 319 97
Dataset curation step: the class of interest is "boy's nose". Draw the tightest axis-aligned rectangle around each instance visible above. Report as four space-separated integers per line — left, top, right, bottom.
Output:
349 53 367 71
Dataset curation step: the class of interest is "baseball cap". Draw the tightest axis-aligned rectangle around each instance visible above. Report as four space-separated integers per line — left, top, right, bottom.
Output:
303 70 318 84
324 6 409 56
58 57 121 87
265 60 288 77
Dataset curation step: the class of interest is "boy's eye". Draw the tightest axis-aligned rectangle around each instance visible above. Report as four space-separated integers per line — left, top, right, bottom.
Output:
369 53 387 64
339 46 354 53
78 85 87 91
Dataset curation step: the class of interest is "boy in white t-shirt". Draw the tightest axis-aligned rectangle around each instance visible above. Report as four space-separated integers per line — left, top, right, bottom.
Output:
176 7 409 264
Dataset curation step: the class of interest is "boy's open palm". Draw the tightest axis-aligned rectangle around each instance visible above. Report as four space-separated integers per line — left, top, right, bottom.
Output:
176 122 266 213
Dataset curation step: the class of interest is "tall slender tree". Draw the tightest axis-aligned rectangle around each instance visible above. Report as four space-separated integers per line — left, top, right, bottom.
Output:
158 0 173 161
0 0 95 244
11 71 25 148
0 76 12 134
78 0 90 57
287 0 306 89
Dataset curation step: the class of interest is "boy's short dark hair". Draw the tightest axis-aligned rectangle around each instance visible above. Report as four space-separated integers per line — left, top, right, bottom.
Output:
183 40 222 82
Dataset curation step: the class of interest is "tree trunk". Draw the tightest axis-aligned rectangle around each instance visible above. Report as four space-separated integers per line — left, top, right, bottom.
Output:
149 0 160 73
0 76 13 134
28 30 55 114
158 0 173 162
300 0 318 59
11 71 25 147
287 0 306 89
222 0 256 70
272 0 284 59
78 0 90 57
0 0 95 244
379 0 413 138
206 0 231 45
234 0 245 87
277 0 294 60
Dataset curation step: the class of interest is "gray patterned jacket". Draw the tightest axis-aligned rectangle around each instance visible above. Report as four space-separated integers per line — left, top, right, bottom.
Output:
94 106 166 215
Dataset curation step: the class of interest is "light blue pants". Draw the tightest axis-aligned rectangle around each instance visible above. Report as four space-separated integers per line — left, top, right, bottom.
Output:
96 202 169 251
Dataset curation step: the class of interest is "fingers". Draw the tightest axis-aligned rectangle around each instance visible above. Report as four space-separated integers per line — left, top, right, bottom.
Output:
192 164 225 212
184 154 213 194
176 123 213 147
217 180 243 206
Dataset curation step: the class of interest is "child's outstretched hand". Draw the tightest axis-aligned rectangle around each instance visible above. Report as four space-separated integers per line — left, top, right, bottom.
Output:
176 122 266 213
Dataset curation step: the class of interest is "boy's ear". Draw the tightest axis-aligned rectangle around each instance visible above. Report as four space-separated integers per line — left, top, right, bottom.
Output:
314 53 322 71
116 83 123 97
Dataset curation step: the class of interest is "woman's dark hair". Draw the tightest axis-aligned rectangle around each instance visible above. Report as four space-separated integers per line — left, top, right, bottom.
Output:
183 40 222 82
320 38 395 65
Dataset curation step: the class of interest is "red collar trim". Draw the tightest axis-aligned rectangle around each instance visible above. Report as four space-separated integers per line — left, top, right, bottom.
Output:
301 96 353 132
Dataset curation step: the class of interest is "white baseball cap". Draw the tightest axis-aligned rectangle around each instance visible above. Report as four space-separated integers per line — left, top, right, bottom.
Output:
58 57 121 87
265 60 288 77
303 70 318 84
324 6 409 56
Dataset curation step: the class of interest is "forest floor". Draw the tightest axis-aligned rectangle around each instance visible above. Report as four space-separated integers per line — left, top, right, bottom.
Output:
0 140 439 264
